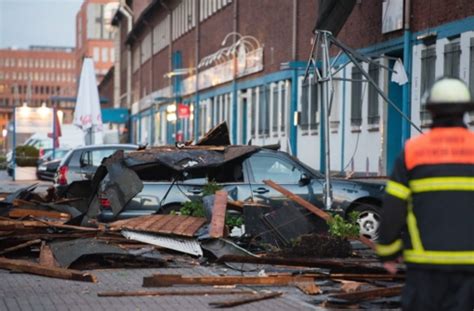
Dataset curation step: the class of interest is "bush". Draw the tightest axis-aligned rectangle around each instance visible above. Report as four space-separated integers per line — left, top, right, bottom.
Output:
327 212 360 239
15 145 39 167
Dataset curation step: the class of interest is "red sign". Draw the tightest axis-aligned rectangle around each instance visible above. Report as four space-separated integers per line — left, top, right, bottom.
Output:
177 104 190 119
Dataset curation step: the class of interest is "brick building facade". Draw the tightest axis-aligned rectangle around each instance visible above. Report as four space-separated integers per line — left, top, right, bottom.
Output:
76 0 119 84
111 0 474 175
0 46 77 130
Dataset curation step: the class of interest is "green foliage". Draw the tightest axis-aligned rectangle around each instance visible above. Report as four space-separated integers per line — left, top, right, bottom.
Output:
179 200 205 217
327 212 360 239
226 214 243 228
202 181 222 196
15 145 39 167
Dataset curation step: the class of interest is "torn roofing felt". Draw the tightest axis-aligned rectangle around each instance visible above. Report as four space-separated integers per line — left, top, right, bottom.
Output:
123 145 260 174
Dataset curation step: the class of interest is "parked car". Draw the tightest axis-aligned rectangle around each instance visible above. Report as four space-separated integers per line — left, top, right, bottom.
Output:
37 148 70 166
36 159 62 181
54 144 139 191
98 147 385 240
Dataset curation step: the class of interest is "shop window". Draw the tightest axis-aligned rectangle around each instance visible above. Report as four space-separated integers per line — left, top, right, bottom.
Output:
351 66 363 127
368 62 380 126
420 46 436 124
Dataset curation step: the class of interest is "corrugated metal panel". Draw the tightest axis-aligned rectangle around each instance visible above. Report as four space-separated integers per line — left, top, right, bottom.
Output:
122 230 203 257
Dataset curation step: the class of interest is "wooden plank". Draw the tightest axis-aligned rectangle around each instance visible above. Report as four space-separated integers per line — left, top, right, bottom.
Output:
159 215 187 235
330 285 403 303
209 191 227 238
178 217 207 237
138 215 166 231
147 215 175 232
0 239 42 255
209 292 283 308
143 274 314 287
263 180 331 221
39 242 59 268
172 216 201 236
263 180 376 250
98 289 256 297
295 282 321 295
0 257 96 282
9 209 71 221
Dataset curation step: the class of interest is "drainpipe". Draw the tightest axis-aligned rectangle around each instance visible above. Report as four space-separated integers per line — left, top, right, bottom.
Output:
194 0 200 142
401 0 412 143
231 0 239 144
119 4 133 107
289 0 298 156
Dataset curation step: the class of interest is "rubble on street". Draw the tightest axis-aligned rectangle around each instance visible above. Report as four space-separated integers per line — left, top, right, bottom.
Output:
0 123 401 309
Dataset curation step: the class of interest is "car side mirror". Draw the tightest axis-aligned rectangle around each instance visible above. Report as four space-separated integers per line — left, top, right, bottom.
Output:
299 173 311 186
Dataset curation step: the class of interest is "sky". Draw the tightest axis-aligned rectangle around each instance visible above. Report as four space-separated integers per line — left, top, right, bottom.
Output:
0 0 83 49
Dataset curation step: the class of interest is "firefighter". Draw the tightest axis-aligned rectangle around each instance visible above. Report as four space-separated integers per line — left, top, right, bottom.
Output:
376 77 474 311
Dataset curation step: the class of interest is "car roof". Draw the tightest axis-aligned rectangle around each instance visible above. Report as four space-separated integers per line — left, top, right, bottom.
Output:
70 144 139 151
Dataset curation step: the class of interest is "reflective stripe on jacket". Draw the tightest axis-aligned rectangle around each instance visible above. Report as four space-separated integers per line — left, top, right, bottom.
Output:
376 127 474 269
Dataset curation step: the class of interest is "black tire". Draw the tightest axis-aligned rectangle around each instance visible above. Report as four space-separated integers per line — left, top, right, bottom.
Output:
159 203 183 215
353 203 381 241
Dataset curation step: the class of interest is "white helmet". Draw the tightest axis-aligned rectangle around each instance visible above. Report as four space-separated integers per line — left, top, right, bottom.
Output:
426 77 474 114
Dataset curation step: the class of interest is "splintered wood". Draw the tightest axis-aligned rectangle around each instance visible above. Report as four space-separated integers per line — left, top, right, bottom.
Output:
143 274 315 287
109 215 206 237
209 191 227 238
0 257 96 282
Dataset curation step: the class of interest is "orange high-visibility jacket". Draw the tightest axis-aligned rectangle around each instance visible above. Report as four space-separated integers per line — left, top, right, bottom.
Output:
376 127 474 270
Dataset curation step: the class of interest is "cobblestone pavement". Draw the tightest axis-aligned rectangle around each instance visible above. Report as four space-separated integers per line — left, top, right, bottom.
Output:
0 265 325 311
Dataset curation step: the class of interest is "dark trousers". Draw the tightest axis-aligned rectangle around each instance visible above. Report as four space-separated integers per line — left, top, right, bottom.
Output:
402 269 474 311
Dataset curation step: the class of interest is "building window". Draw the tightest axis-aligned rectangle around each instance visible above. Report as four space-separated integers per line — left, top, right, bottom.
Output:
199 0 232 22
87 3 113 40
110 48 115 63
93 47 100 62
351 66 363 127
420 46 436 124
132 47 140 72
368 62 380 125
280 81 288 133
153 16 170 54
444 40 461 78
300 76 318 131
258 85 270 136
251 88 257 138
141 33 152 64
101 48 108 62
172 0 196 41
271 83 278 133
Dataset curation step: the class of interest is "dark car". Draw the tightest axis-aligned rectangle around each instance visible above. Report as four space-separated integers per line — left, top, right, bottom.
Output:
98 147 385 240
55 144 139 191
37 148 70 166
36 159 62 181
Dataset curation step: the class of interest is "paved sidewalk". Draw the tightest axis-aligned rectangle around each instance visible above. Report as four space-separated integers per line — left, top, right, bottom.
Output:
0 266 323 311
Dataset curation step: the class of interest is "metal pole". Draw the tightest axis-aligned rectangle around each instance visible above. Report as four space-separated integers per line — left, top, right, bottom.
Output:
321 32 332 210
12 107 16 181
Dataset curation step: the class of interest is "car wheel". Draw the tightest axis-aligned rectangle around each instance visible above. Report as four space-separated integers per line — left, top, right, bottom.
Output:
353 204 381 241
159 203 183 215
